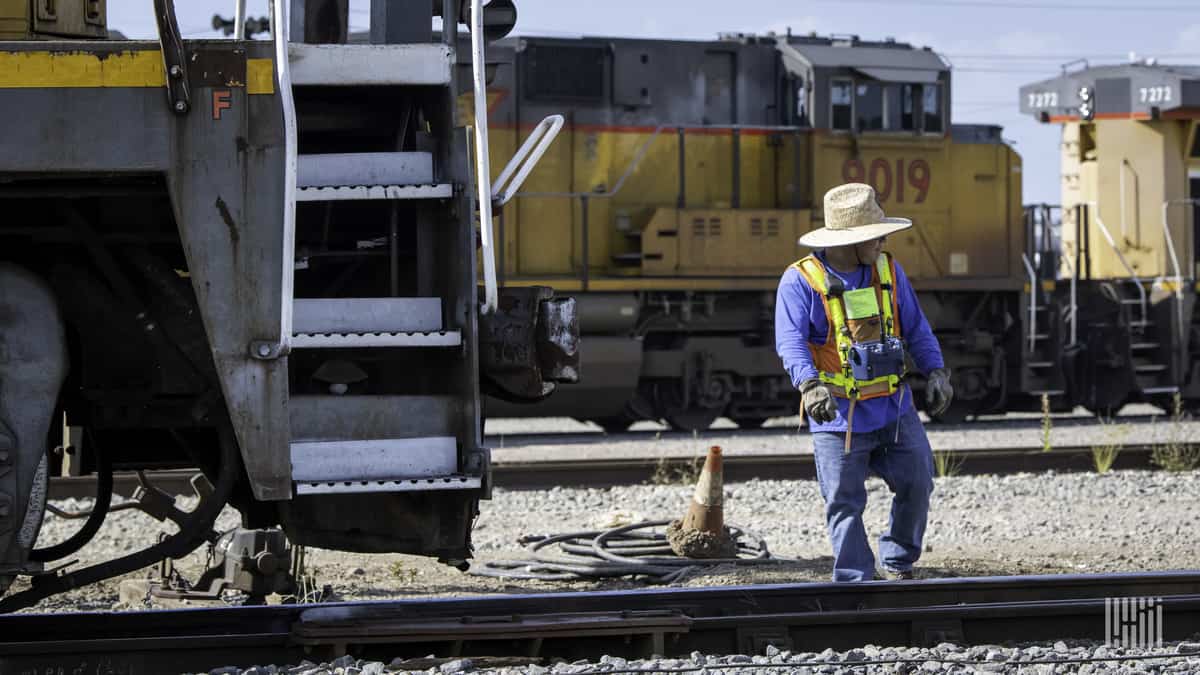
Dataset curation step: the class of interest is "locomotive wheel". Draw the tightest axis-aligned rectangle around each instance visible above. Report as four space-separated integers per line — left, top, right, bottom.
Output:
664 408 723 432
731 416 768 429
591 413 635 434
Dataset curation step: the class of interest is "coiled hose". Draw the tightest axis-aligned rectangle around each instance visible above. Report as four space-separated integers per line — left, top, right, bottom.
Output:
471 519 780 583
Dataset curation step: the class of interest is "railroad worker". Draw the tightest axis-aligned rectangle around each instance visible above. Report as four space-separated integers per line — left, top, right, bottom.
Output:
775 182 953 582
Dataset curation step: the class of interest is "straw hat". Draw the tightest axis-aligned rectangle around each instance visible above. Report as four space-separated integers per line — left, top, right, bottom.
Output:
798 183 912 248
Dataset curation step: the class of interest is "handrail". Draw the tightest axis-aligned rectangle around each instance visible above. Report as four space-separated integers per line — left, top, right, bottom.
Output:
233 0 246 39
491 114 565 207
1161 199 1197 350
470 0 498 315
1020 253 1038 354
1087 201 1147 327
272 0 297 350
518 123 805 199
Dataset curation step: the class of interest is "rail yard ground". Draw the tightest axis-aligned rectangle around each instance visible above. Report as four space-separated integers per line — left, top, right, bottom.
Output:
16 407 1200 615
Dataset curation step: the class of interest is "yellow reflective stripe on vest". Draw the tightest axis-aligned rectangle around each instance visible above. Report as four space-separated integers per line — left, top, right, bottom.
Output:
875 254 895 336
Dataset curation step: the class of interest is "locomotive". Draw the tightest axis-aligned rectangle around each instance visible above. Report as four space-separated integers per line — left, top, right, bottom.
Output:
1019 62 1200 416
479 31 1200 429
0 0 576 608
480 31 1024 429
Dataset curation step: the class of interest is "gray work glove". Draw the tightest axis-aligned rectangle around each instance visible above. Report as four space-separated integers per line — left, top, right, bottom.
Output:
926 368 954 417
800 378 838 424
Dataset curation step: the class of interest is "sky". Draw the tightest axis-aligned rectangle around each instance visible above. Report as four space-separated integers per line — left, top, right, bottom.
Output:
109 0 1200 205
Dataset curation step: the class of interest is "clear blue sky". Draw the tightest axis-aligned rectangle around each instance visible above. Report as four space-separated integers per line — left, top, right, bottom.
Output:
110 0 1200 204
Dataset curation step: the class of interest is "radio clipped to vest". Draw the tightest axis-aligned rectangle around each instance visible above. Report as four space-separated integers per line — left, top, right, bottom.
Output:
849 337 907 382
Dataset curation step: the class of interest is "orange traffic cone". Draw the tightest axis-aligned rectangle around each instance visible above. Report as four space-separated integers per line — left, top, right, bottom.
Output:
681 446 724 535
668 446 736 559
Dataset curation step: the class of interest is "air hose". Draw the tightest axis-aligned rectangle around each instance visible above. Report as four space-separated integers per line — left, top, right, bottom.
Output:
471 519 778 583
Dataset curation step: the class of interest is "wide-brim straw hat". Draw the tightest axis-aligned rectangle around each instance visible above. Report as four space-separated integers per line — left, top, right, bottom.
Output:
798 182 912 248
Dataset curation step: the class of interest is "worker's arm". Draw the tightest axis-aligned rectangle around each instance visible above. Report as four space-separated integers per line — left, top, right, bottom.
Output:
775 267 819 388
893 260 945 376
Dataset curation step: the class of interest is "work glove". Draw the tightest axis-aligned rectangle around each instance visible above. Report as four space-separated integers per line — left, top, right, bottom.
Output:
800 378 838 424
926 368 954 418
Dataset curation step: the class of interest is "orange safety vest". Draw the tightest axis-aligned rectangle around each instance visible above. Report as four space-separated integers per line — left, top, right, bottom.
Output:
792 252 905 401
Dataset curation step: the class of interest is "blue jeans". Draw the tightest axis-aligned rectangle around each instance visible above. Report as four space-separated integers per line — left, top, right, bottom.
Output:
812 407 935 582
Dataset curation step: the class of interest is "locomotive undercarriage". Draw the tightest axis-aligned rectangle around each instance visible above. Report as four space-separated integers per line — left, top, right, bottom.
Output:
487 289 1018 430
492 282 1200 429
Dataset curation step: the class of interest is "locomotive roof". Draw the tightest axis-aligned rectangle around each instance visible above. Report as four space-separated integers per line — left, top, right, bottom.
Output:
1019 63 1200 122
779 35 947 72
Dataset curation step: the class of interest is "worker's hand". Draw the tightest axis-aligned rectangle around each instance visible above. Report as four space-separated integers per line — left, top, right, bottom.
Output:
926 368 954 418
800 378 838 424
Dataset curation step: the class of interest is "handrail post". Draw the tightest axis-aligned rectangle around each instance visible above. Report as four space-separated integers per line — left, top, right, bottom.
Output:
1021 253 1038 354
234 0 247 39
271 0 296 351
470 0 498 315
580 195 590 291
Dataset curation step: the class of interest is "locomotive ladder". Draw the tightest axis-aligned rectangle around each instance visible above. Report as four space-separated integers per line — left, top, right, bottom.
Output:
1090 204 1179 397
266 0 472 495
265 0 561 495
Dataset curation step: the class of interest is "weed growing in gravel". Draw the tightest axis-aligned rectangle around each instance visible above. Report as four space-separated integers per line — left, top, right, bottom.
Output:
1090 418 1129 474
933 450 966 478
1040 393 1053 452
389 560 419 584
650 456 703 486
286 546 331 604
1152 393 1200 472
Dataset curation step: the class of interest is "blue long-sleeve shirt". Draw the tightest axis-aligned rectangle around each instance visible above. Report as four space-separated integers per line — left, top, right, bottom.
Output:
774 252 944 433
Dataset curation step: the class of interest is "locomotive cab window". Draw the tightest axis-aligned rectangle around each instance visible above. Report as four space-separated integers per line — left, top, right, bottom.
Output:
831 79 853 130
855 81 884 131
900 84 917 130
922 83 943 133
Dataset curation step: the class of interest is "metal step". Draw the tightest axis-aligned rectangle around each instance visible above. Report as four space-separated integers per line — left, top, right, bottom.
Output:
1131 342 1160 351
1134 364 1168 374
1142 386 1181 394
298 152 434 189
1029 389 1065 396
289 43 453 86
290 436 479 495
295 474 482 496
1032 333 1050 341
291 331 462 349
297 184 453 202
1027 361 1055 369
294 298 443 335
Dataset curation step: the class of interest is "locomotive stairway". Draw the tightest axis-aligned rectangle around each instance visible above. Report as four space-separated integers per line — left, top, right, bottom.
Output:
270 2 479 496
1020 254 1065 397
1115 277 1179 399
267 0 561 497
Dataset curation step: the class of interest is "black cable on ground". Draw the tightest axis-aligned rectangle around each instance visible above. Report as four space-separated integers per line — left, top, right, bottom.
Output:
471 519 779 583
0 424 238 613
30 431 113 562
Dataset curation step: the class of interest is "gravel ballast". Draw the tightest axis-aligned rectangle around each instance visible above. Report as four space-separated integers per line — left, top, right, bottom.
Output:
15 466 1200 611
196 639 1200 674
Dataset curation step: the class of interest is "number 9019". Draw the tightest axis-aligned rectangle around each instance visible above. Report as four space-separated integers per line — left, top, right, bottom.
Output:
842 158 930 204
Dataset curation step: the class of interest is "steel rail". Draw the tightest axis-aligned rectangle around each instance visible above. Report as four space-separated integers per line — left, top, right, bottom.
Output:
3 572 1200 673
46 442 1167 498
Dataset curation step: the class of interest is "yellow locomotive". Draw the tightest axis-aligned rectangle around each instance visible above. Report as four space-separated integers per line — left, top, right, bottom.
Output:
1020 62 1200 414
479 32 1028 428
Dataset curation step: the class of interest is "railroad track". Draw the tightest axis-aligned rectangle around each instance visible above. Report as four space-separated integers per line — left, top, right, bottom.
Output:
3 571 1199 673
47 443 1160 498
